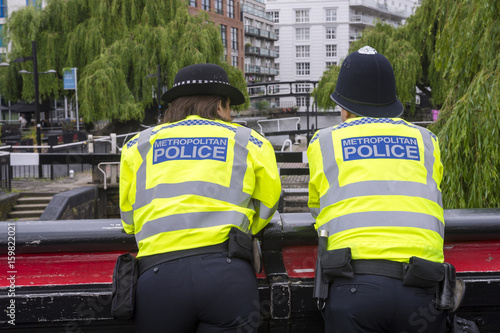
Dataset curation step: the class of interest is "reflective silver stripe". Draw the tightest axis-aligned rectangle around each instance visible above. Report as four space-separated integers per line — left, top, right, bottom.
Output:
134 127 154 208
133 126 252 209
231 126 251 192
131 125 254 243
254 199 279 221
120 210 134 226
318 127 442 208
318 128 339 192
320 180 440 208
310 207 321 218
133 182 252 208
317 211 444 238
135 210 250 243
416 126 443 207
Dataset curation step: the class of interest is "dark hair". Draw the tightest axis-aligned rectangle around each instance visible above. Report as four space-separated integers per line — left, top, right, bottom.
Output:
163 95 229 123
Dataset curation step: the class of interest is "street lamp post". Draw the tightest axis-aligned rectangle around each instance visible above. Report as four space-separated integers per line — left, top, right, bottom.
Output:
14 42 56 148
1 41 56 178
147 64 163 123
13 41 42 149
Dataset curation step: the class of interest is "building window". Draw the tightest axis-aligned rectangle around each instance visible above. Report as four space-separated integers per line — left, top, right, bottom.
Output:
296 45 310 58
189 0 196 7
326 61 337 69
221 24 227 48
296 63 310 76
26 0 41 7
274 28 279 39
270 11 279 23
0 25 3 47
215 0 223 14
275 46 279 57
297 97 309 107
326 8 337 22
295 28 310 41
296 83 311 93
0 0 7 18
232 56 239 67
202 0 210 11
295 10 309 23
228 0 235 18
326 27 336 40
231 27 238 51
326 45 337 57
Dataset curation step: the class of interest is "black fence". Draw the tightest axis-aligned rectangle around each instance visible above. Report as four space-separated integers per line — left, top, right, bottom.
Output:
0 150 309 192
0 153 10 191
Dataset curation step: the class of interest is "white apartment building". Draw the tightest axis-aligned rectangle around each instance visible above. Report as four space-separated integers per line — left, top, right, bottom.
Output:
242 0 279 84
265 0 419 111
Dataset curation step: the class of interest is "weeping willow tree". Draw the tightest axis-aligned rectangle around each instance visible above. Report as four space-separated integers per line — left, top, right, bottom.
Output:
314 0 500 209
0 0 249 123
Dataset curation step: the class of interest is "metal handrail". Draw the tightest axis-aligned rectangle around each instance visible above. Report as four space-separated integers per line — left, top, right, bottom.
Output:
97 162 121 190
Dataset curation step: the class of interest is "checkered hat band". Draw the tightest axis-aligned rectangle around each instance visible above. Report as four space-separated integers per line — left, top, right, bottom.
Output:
173 80 230 87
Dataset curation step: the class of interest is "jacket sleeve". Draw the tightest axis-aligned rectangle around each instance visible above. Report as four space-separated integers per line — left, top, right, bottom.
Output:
119 145 136 235
307 131 322 219
431 134 444 192
249 137 281 235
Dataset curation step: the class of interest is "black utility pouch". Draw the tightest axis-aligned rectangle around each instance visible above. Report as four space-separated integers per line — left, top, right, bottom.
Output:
111 253 138 320
228 227 253 264
403 256 445 288
447 315 480 333
320 247 354 282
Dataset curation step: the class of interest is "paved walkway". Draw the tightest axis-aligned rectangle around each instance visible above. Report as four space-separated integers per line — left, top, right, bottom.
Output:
10 171 94 194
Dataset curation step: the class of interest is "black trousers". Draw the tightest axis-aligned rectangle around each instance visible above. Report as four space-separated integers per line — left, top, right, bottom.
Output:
324 274 447 333
135 252 260 333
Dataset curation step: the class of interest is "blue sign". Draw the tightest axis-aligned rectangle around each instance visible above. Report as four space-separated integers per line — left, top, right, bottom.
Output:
342 135 420 161
63 68 76 90
153 137 228 164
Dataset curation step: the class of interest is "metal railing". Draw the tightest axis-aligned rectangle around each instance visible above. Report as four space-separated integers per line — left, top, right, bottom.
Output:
0 132 139 188
0 152 10 191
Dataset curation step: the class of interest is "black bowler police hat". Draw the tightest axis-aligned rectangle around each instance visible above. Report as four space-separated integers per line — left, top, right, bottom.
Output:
161 63 245 106
330 46 404 118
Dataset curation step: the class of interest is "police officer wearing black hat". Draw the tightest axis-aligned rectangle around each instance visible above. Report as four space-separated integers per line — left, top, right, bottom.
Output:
120 63 281 332
308 46 450 332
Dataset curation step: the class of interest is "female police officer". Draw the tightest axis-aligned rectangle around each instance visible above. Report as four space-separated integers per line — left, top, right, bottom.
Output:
119 63 281 332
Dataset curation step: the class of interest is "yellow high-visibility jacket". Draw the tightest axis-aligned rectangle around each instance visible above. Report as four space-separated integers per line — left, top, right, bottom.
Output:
120 115 281 258
308 117 444 263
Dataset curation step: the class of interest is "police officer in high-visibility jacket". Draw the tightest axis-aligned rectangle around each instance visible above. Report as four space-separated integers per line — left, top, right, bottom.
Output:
119 63 281 332
308 47 448 332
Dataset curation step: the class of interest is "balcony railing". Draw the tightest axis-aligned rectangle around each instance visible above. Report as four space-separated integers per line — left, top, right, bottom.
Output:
245 65 279 76
245 25 278 41
349 0 412 18
245 45 279 58
245 26 260 36
350 15 374 25
245 45 260 55
349 33 362 41
242 5 273 21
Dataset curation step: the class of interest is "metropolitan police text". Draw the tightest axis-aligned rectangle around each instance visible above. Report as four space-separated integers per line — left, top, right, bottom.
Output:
153 137 228 164
342 135 420 161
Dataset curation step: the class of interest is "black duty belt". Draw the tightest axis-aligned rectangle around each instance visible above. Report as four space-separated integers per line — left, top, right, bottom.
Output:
138 241 229 276
352 259 408 280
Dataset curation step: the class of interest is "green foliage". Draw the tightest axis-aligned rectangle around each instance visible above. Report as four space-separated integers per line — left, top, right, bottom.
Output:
312 65 340 111
430 69 500 209
315 0 500 208
253 99 269 111
0 0 249 123
315 22 420 113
